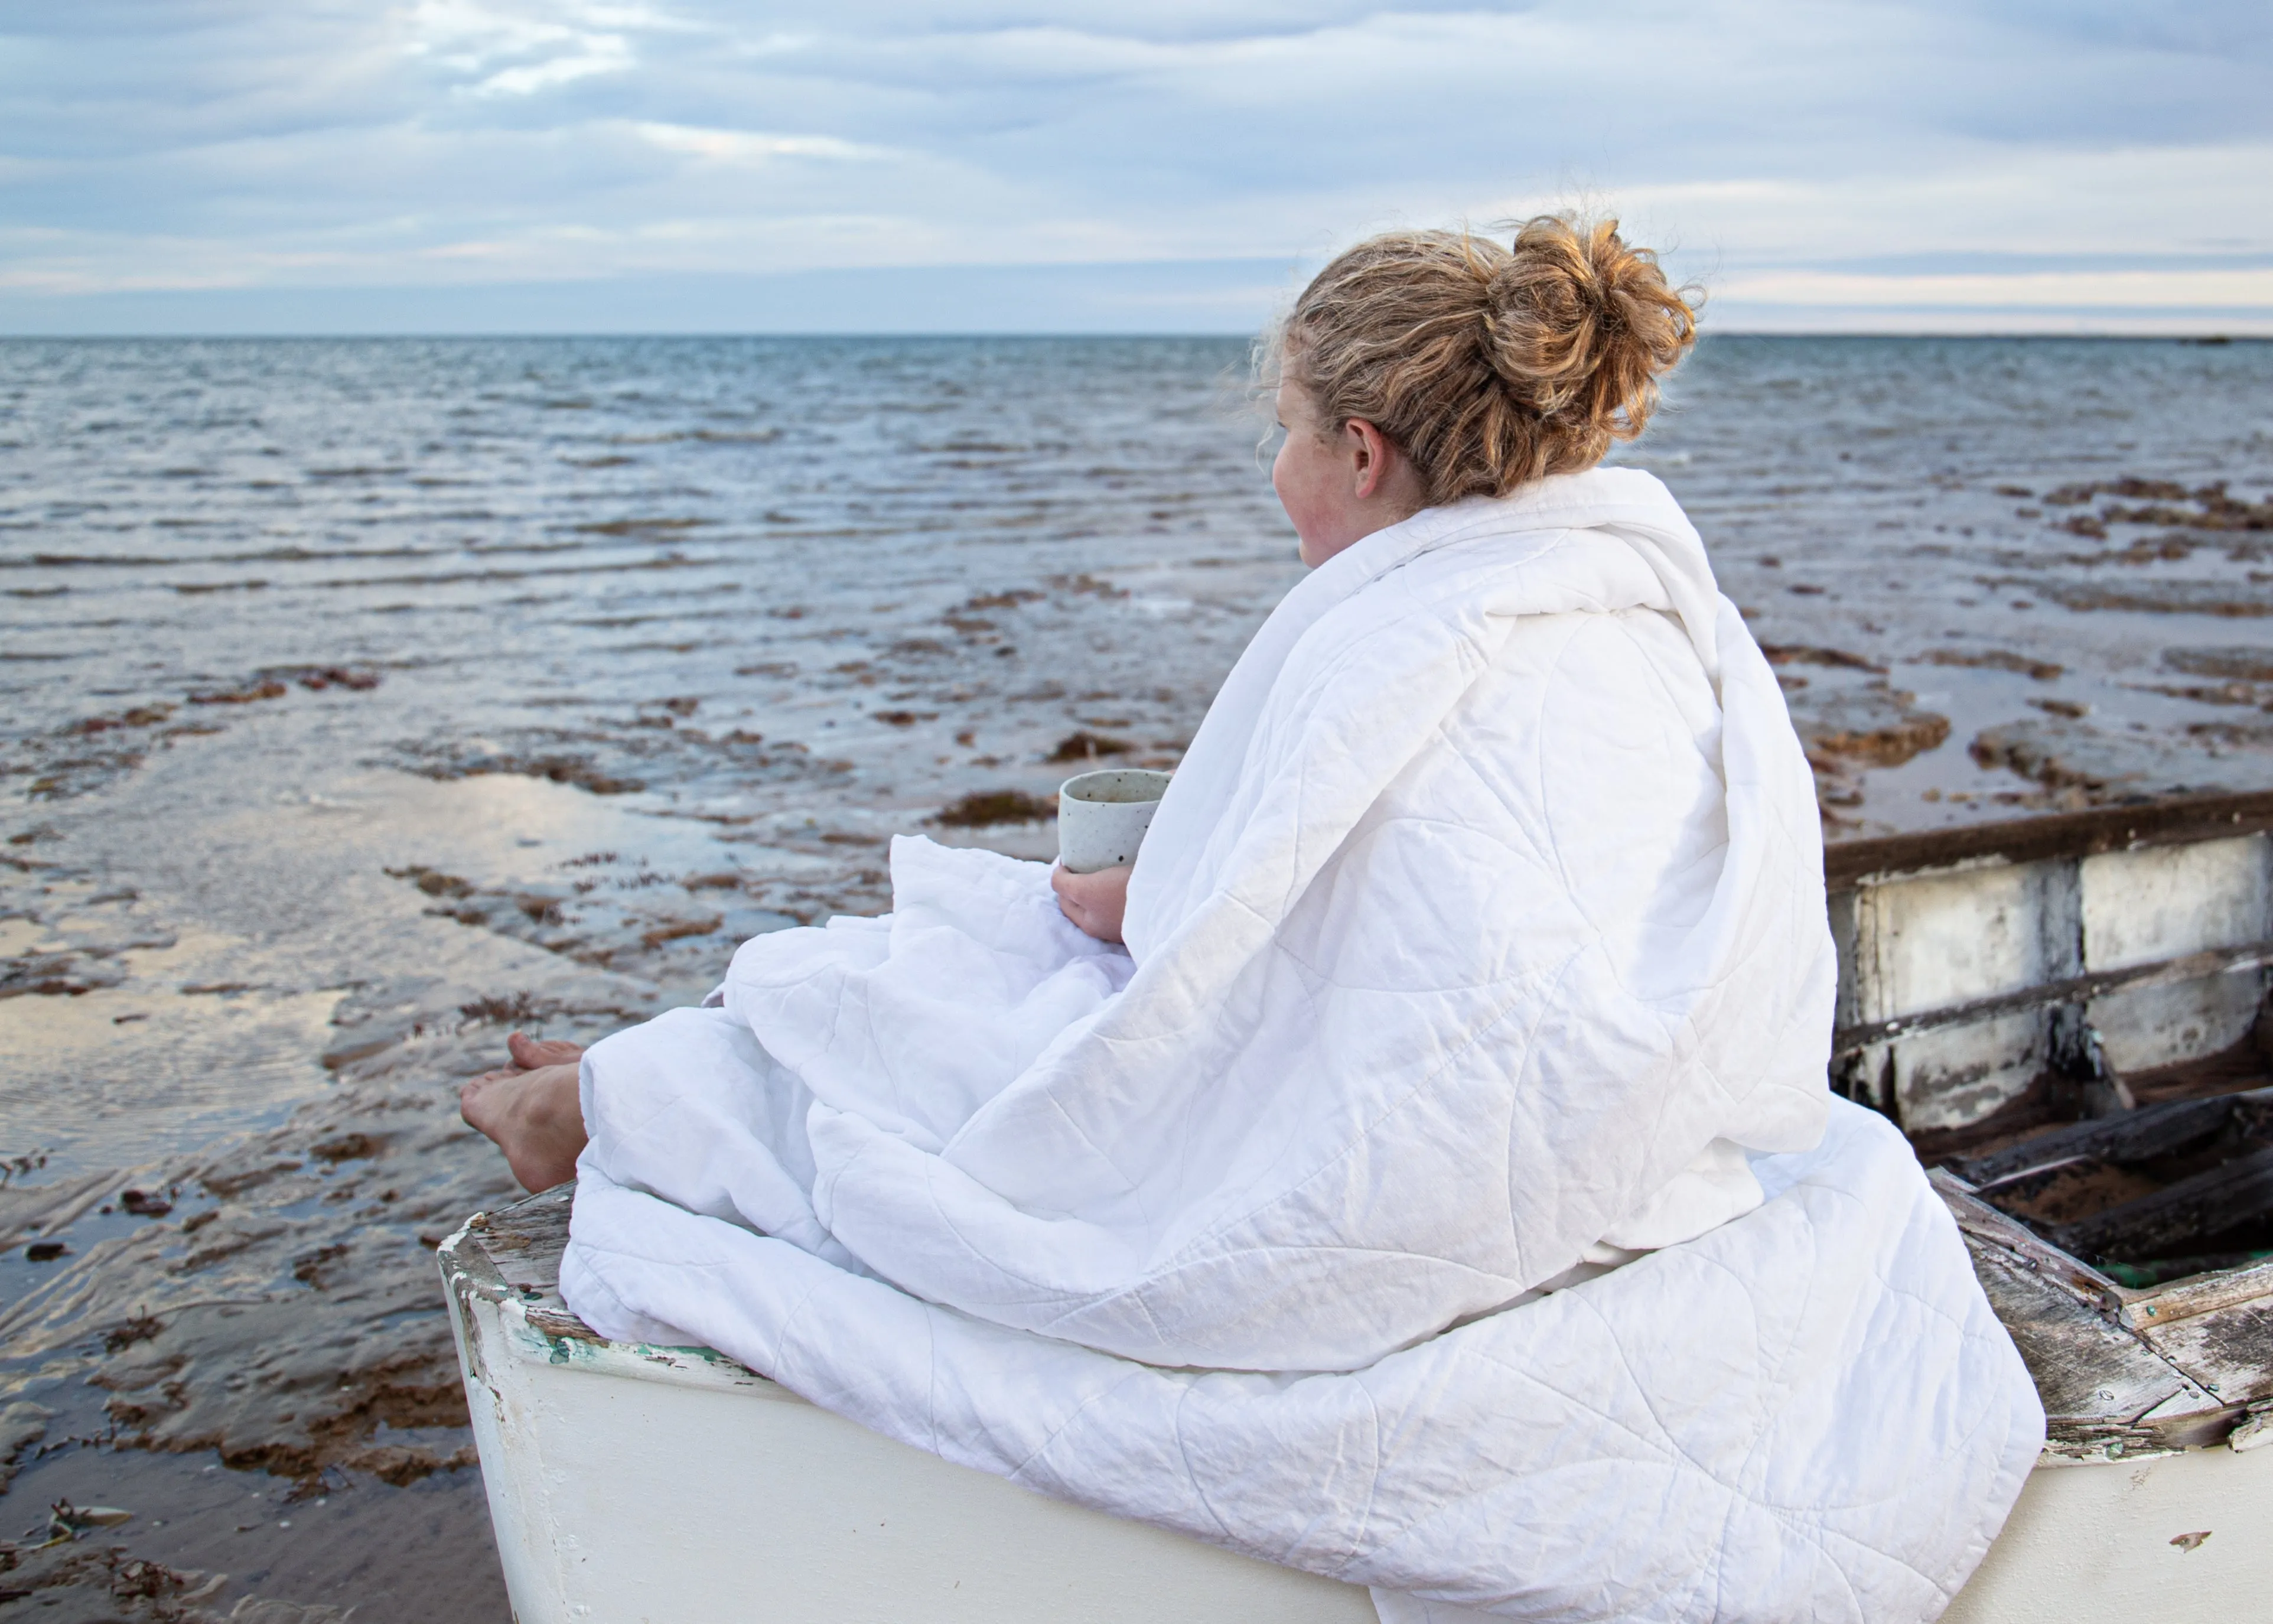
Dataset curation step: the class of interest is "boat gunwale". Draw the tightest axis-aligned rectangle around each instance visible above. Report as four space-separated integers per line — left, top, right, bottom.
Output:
1824 786 2273 889
439 1195 793 1401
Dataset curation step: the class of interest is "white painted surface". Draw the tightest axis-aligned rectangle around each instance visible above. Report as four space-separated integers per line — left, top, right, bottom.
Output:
1835 834 2273 1127
1847 861 2074 1128
450 1288 1378 1624
1891 1012 2047 1132
2089 972 2262 1078
1851 860 2073 1018
1942 1444 2273 1624
2069 835 2272 1073
2080 836 2270 972
1845 860 2082 1128
454 1269 2273 1624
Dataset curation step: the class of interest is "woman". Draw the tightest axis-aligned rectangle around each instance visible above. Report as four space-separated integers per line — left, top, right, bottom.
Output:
464 218 2041 1622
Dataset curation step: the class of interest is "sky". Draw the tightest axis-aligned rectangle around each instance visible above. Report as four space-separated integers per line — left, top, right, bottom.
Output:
1 1 2268 336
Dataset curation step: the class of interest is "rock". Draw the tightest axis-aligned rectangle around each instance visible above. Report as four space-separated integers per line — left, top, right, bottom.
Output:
0 1537 220 1623
2164 646 2273 681
1969 718 2150 797
1757 643 1887 673
1793 686 1952 769
0 1398 53 1491
1045 731 1134 762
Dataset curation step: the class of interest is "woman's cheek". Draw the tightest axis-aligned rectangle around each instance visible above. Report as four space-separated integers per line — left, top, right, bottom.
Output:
1272 446 1315 531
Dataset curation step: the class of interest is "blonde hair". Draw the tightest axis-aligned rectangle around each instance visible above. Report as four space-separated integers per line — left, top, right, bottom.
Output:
1268 217 1698 507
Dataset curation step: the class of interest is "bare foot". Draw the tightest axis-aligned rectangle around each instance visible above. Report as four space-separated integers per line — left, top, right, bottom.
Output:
460 1031 591 1192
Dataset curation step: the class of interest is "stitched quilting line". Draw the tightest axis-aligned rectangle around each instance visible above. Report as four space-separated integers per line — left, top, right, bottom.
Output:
1008 946 1585 1355
1329 1183 1983 1613
586 1176 2014 1614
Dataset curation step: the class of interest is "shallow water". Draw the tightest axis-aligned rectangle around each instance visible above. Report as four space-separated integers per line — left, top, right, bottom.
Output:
1 334 2270 1619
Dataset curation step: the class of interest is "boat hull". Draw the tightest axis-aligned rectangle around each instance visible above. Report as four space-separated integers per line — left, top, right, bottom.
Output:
1943 1444 2273 1623
445 1229 2272 1623
446 1281 1378 1623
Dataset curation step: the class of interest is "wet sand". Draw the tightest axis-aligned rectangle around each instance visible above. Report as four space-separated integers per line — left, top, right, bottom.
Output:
3 334 2271 1617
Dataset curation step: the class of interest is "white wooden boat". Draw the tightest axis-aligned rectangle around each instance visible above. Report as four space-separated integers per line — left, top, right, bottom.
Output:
442 789 2273 1622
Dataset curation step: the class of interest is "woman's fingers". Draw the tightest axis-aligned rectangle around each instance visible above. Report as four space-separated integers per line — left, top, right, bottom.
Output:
1050 863 1130 944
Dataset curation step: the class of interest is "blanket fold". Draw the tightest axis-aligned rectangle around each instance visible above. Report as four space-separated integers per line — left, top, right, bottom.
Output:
562 468 2043 1621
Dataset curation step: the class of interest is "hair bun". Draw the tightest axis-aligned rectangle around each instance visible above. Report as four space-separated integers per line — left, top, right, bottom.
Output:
1483 217 1694 424
1271 216 1698 505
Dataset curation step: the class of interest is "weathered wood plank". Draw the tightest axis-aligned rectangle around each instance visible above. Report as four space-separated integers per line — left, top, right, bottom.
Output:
2080 836 2273 974
462 1183 600 1343
1933 1171 2126 1311
1829 940 2273 1058
1963 1244 2198 1440
2134 1296 2273 1410
1825 788 2273 888
2122 1255 2273 1330
1945 1091 2259 1189
1931 1172 2246 1449
2050 1147 2273 1261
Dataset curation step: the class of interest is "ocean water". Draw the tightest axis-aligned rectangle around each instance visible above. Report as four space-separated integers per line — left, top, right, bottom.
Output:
1 334 2270 1619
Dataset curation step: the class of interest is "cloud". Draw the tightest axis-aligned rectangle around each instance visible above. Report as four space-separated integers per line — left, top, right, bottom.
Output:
0 0 2267 330
626 122 894 165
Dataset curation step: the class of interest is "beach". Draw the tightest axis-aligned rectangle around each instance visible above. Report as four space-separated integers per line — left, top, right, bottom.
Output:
3 332 2271 1620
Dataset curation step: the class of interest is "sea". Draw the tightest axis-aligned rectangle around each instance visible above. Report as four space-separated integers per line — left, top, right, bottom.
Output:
1 333 2270 1619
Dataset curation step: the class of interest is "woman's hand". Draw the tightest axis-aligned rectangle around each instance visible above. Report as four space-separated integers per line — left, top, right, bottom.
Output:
1052 863 1130 944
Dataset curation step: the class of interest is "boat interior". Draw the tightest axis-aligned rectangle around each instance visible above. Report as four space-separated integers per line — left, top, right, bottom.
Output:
1828 789 2273 1453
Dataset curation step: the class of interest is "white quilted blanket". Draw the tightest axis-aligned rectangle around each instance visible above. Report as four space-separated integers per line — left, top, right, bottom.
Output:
561 468 2045 1621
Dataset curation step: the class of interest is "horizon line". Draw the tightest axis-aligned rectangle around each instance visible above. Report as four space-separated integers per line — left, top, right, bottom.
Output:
1 328 2267 343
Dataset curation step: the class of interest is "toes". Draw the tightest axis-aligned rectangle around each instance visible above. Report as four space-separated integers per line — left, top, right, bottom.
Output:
460 1071 514 1131
507 1030 585 1068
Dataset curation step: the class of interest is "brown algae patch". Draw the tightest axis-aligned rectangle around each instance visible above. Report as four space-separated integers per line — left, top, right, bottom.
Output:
2166 647 2273 682
1968 717 2158 798
1797 691 1952 769
1921 649 2064 682
402 751 647 796
1046 731 1135 762
933 789 1056 827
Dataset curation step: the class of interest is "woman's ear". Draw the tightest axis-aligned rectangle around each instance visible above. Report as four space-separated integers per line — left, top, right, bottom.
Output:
1345 418 1396 500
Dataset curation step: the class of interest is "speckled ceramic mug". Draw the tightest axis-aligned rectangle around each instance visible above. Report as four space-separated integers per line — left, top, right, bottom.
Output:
1057 769 1173 874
